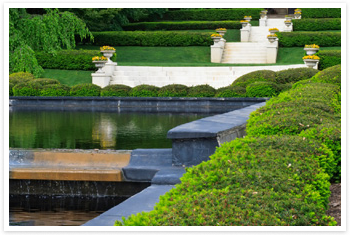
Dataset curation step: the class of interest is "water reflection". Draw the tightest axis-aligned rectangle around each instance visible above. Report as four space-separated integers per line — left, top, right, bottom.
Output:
9 110 209 150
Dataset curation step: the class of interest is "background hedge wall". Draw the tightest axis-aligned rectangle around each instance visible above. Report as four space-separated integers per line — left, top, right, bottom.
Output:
276 32 341 47
301 8 341 18
317 50 341 70
89 31 213 46
292 18 341 31
163 8 263 21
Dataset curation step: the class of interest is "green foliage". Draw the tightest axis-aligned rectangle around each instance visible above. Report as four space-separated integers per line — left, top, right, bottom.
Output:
158 84 189 97
116 135 336 226
9 72 35 85
275 67 318 84
163 8 263 21
129 85 160 97
215 86 246 97
9 8 93 76
276 83 293 93
276 32 341 47
28 78 60 86
36 50 116 70
101 84 132 97
40 84 71 96
232 70 276 88
301 8 341 18
317 50 341 70
9 83 14 96
70 83 101 97
12 82 42 96
187 85 216 97
246 81 279 98
124 21 242 31
89 31 213 47
292 18 341 31
311 64 341 86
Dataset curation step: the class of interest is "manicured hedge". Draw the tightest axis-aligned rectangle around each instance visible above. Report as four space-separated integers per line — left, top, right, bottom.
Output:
90 31 213 47
115 66 340 226
163 8 263 21
276 32 341 47
292 18 341 31
311 64 341 86
101 84 131 97
40 84 71 96
301 8 341 18
36 50 116 71
317 50 341 70
129 84 160 97
187 84 216 97
123 21 242 31
246 81 279 98
215 86 246 97
70 83 101 97
12 82 43 96
158 84 189 97
275 67 318 84
9 72 35 85
232 70 276 88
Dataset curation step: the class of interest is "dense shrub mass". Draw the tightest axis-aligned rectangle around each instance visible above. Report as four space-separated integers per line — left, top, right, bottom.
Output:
70 83 101 97
129 84 160 97
90 31 213 47
158 84 189 97
40 84 71 96
163 8 263 21
27 78 60 86
101 84 131 97
12 82 43 96
276 32 341 47
115 65 340 226
275 68 318 84
311 64 341 86
215 86 246 97
246 81 279 98
9 72 35 85
232 70 276 88
317 50 341 70
187 85 216 97
292 18 341 31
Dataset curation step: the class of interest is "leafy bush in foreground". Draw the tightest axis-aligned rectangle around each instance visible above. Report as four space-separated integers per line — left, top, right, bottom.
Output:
129 84 160 97
275 67 318 84
246 81 279 98
9 72 35 85
158 84 189 97
101 84 132 97
232 70 276 88
12 82 42 96
187 85 216 97
40 84 71 96
215 86 246 97
70 83 101 97
318 50 341 70
311 64 341 86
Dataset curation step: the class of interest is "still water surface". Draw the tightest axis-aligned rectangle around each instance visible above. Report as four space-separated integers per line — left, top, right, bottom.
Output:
9 109 210 150
9 109 211 226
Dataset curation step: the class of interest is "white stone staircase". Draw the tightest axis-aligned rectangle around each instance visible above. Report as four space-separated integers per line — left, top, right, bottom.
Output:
220 19 288 64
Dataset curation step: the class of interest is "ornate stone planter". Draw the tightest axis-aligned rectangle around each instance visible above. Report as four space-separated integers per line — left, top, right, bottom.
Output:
244 16 252 22
92 60 107 73
285 15 293 21
100 50 115 63
240 20 249 28
269 28 279 35
284 20 292 27
303 55 320 69
304 59 319 68
216 28 227 36
304 47 319 55
294 13 302 19
211 36 222 44
267 35 277 43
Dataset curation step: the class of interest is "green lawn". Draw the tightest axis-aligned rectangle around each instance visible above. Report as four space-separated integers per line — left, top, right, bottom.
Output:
42 69 92 87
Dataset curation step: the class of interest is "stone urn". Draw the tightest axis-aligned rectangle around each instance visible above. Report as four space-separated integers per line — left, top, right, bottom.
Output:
284 20 292 27
216 30 227 36
269 29 279 35
211 36 222 44
100 50 115 63
304 47 320 55
240 21 249 28
304 59 319 68
93 60 107 73
294 13 302 19
285 15 293 21
267 36 277 43
244 16 252 22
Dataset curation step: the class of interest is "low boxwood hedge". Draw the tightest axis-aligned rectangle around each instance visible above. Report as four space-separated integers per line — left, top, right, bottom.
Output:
187 84 216 97
70 83 101 97
101 84 132 97
12 82 43 96
158 84 189 97
215 86 246 97
275 67 318 84
311 64 341 86
9 72 35 85
301 8 341 18
232 70 276 88
40 84 71 96
129 84 160 97
27 78 60 86
246 81 279 98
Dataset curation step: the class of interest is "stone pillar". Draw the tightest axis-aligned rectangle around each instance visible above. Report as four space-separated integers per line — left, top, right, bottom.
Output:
211 44 222 63
240 24 251 42
102 62 117 77
259 16 267 27
266 41 278 63
284 23 293 32
91 73 111 88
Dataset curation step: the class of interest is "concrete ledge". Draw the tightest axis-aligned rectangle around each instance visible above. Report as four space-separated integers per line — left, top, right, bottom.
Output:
168 102 266 166
82 185 174 226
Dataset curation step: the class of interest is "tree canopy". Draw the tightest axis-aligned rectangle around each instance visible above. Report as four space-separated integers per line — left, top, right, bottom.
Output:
9 8 93 77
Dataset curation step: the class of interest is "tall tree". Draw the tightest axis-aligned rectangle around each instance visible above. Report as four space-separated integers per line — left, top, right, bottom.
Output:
9 8 93 77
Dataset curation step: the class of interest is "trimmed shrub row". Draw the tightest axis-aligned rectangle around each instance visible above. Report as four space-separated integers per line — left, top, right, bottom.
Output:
123 20 242 31
292 18 341 31
163 8 263 21
301 8 341 18
35 50 116 71
277 32 341 47
114 65 341 226
317 50 341 70
89 31 213 47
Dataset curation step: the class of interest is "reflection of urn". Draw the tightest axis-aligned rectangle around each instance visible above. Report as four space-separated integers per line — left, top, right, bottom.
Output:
93 60 107 73
92 114 117 149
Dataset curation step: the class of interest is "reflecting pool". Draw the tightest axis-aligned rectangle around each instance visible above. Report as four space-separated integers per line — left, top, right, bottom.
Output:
9 109 210 150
